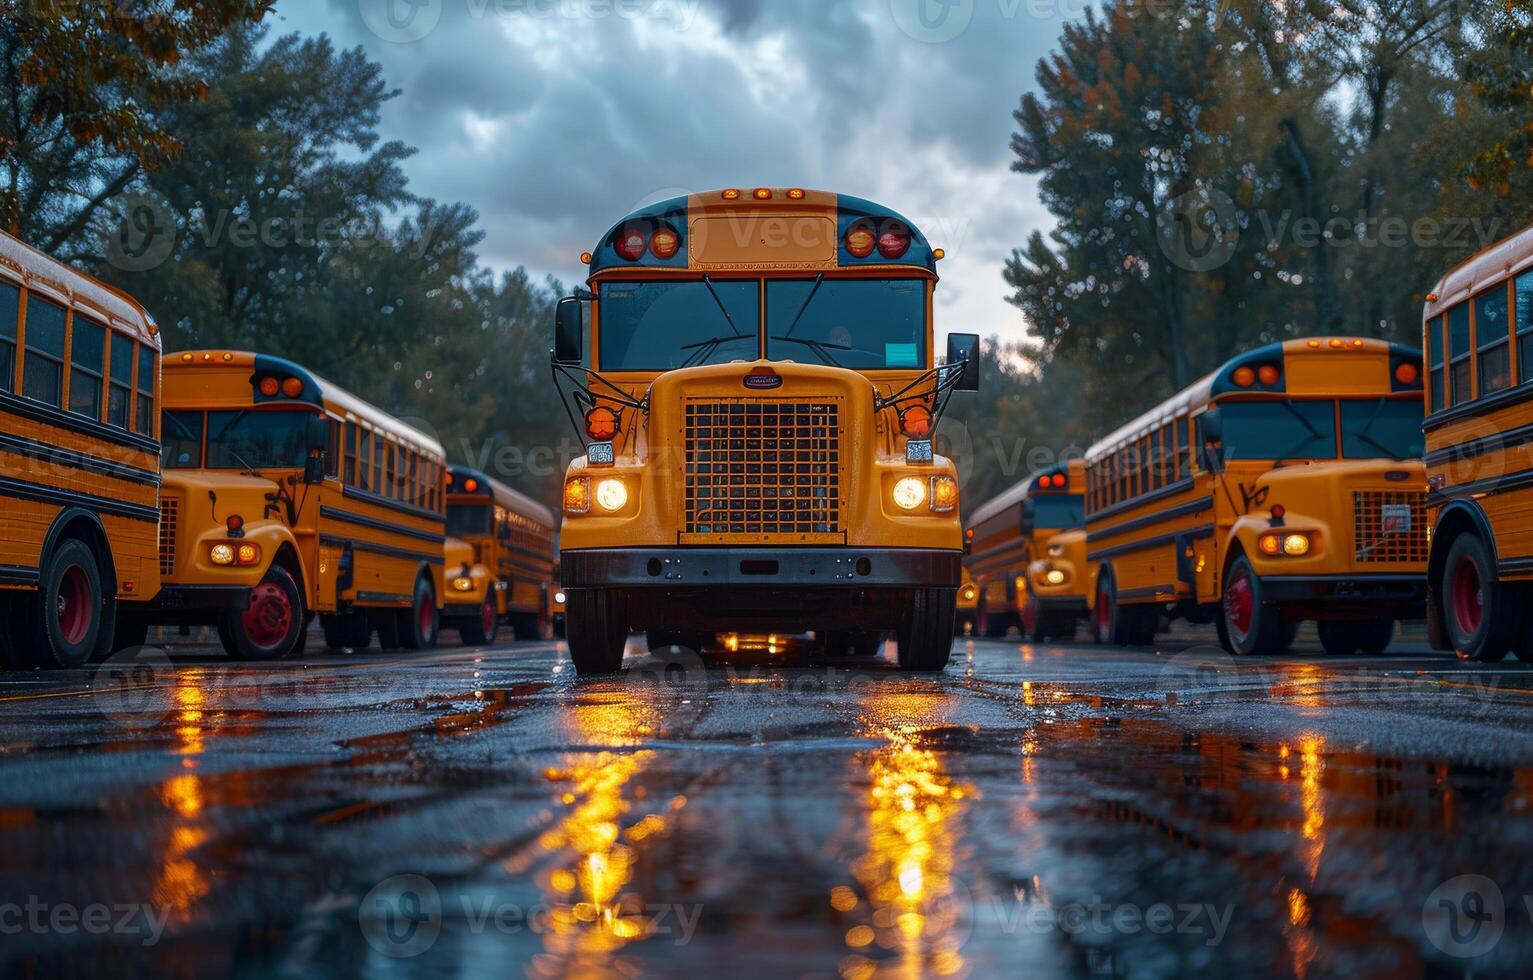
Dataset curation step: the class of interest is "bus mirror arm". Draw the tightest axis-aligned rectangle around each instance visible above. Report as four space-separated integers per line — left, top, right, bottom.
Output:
550 359 649 449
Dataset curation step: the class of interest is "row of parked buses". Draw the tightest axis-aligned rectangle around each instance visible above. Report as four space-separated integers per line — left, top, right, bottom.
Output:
965 222 1533 661
0 230 560 669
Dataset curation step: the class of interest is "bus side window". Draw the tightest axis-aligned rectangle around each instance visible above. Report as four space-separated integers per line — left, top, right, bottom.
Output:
0 281 18 393
1175 416 1189 480
23 294 66 407
1448 302 1471 405
69 316 105 420
135 344 156 437
108 332 132 428
372 433 384 494
344 423 357 485
327 420 341 479
1477 285 1510 396
1517 271 1533 385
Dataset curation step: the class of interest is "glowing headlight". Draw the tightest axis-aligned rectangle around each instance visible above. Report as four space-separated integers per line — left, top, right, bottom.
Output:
961 586 976 601
595 478 628 512
554 591 567 605
236 544 260 566
210 544 235 566
892 477 926 511
1045 569 1066 585
1282 533 1311 556
453 577 474 592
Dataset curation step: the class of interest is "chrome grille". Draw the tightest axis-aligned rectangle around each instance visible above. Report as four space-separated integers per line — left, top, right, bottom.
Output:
684 400 842 535
1353 491 1427 564
159 497 178 576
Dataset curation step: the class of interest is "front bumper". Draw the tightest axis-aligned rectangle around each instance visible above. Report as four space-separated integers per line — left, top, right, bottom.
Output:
1036 596 1089 616
1260 574 1426 618
443 601 485 618
139 585 251 625
561 547 962 589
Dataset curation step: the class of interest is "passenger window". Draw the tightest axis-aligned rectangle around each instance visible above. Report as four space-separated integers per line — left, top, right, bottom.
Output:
135 345 155 437
69 316 105 420
0 282 17 393
108 332 132 428
23 295 66 407
1477 287 1511 396
1428 315 1445 411
344 423 357 485
1518 272 1533 386
1448 302 1471 405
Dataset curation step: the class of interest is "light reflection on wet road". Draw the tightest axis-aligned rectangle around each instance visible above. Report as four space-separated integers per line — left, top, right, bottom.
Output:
2 633 1533 977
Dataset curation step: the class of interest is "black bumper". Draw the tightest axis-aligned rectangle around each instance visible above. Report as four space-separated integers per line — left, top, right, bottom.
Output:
147 585 250 611
1037 596 1090 616
1261 574 1427 616
442 602 481 618
561 547 962 589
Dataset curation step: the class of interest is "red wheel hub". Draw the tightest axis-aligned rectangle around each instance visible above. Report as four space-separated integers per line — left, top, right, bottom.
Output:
481 599 495 639
242 582 294 650
419 592 434 639
56 565 91 646
1096 583 1111 634
1021 595 1038 634
1451 557 1484 636
1224 568 1254 639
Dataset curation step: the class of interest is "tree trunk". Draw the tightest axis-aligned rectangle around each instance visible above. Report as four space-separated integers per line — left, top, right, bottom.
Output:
1280 117 1342 333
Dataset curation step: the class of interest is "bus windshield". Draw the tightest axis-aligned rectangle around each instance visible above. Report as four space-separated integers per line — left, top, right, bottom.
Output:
205 410 311 469
1219 399 1423 462
1032 495 1084 530
765 278 925 369
447 503 492 537
599 279 759 371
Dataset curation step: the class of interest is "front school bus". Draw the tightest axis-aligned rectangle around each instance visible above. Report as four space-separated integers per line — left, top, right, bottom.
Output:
550 188 979 674
0 231 162 668
444 465 558 644
1421 223 1533 660
1025 527 1096 643
146 352 450 659
1085 339 1428 656
963 460 1084 641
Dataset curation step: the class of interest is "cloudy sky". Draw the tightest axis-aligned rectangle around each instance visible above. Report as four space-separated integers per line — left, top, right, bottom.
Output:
270 0 1079 346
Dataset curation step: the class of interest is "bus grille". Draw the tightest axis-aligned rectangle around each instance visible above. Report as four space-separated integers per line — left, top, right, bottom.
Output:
684 400 842 535
159 497 179 576
1353 491 1427 564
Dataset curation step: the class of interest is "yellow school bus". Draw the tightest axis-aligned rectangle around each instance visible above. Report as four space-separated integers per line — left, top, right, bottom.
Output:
142 352 449 658
1421 224 1533 660
963 460 1084 641
444 465 558 644
551 188 979 673
1025 527 1095 643
1086 339 1428 655
0 231 162 668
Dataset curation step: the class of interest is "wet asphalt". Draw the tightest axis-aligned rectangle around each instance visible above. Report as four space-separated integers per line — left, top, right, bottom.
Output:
2 628 1533 979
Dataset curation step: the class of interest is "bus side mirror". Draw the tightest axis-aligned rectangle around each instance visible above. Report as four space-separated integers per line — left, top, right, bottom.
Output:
553 296 584 365
946 333 980 391
1197 410 1224 473
304 417 329 484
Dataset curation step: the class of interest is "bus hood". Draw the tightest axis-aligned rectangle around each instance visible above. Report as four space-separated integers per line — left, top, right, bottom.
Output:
1250 458 1425 501
161 470 285 519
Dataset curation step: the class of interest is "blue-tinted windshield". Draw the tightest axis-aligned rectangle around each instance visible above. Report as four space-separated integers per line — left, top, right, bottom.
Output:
1219 401 1336 460
1031 495 1084 530
599 279 759 371
766 278 925 369
1340 399 1423 460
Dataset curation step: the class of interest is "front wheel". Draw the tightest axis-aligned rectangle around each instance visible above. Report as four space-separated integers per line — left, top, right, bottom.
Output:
219 565 305 661
1220 554 1289 656
896 588 955 671
1442 534 1516 662
566 589 629 675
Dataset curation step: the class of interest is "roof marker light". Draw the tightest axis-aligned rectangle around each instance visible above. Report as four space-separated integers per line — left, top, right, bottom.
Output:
753 188 772 200
787 188 805 200
721 189 741 200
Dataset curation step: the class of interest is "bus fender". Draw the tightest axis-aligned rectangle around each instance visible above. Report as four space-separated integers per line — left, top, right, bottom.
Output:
1426 500 1498 651
39 507 116 590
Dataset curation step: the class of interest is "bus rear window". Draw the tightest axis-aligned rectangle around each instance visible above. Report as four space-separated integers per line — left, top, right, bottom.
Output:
447 503 492 537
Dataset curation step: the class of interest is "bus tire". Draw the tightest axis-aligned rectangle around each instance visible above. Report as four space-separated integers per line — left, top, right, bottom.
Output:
24 539 104 669
1317 620 1360 656
1094 566 1133 647
218 565 304 661
566 588 628 675
459 596 498 647
824 630 884 659
1442 534 1515 662
401 575 438 651
321 613 371 652
896 588 955 671
1221 554 1289 656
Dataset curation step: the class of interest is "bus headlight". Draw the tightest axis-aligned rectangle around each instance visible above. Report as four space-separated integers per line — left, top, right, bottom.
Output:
236 544 260 566
453 576 475 592
563 477 591 515
595 478 628 512
210 544 235 566
554 591 567 605
1045 569 1067 585
930 475 958 512
1259 532 1313 557
892 477 926 511
1282 533 1312 556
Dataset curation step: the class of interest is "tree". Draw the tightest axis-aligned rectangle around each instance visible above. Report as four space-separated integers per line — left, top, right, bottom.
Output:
0 0 272 248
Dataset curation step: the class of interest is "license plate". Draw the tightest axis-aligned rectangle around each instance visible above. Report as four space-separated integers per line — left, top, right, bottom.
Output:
1381 504 1413 534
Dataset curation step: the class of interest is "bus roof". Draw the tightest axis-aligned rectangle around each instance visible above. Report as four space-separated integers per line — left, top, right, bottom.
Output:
1424 222 1533 321
165 350 446 460
1086 338 1421 461
0 230 160 346
965 459 1083 529
585 189 939 277
446 465 556 527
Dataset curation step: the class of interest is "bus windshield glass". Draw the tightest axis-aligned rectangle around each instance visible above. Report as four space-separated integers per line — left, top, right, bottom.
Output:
599 279 759 370
1219 399 1424 461
447 503 492 537
204 410 312 469
1032 495 1084 530
766 278 926 369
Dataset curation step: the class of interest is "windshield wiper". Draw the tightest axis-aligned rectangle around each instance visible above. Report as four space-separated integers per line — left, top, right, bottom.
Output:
678 333 755 369
206 409 265 477
1270 400 1328 469
779 274 824 339
1348 397 1402 459
768 335 851 368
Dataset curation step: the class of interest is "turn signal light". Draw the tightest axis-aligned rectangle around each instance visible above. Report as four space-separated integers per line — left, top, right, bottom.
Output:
899 405 933 439
650 224 680 259
236 544 260 566
844 224 876 258
1257 364 1280 385
585 407 619 441
563 477 591 515
463 478 479 493
930 475 958 513
877 221 912 260
1395 362 1420 384
281 376 304 398
1233 366 1256 387
453 577 474 592
258 376 280 397
1259 532 1312 557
